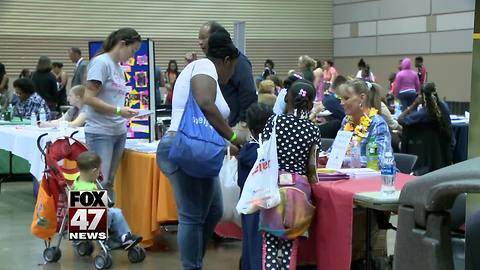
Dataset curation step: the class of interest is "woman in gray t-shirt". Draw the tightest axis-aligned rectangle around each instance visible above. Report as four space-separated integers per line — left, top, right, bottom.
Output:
83 28 141 197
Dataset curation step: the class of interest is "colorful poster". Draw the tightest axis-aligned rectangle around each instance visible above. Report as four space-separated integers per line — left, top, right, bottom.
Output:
89 40 154 139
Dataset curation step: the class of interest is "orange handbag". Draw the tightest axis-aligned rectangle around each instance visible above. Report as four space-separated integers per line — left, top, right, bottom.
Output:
31 177 58 241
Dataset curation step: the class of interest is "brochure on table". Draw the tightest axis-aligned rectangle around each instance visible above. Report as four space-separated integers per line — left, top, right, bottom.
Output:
88 39 156 141
326 131 352 169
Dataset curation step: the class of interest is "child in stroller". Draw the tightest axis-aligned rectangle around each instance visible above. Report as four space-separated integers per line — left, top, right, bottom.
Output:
73 151 142 250
34 133 145 270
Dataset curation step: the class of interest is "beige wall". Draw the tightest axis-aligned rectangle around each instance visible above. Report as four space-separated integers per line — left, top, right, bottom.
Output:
0 0 333 90
335 53 473 102
333 0 474 102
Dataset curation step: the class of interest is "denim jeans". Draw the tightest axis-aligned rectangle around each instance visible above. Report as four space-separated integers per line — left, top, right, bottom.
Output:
398 90 417 111
108 208 130 241
85 132 126 200
157 134 223 270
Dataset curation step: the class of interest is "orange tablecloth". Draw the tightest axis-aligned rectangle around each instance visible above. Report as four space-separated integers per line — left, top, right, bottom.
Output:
114 150 178 247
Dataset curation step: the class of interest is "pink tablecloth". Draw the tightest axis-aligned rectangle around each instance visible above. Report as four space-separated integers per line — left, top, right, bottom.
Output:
303 173 415 270
216 173 416 269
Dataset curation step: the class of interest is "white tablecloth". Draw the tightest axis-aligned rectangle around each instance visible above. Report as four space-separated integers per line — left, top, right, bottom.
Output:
0 126 85 181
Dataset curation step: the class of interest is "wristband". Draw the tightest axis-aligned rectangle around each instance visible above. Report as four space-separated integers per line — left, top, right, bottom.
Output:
229 132 237 143
115 106 121 116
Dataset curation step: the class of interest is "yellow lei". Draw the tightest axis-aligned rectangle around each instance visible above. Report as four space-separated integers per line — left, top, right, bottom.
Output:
344 108 378 142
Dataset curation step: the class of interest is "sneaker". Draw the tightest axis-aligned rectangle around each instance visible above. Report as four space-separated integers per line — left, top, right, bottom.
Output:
122 232 142 250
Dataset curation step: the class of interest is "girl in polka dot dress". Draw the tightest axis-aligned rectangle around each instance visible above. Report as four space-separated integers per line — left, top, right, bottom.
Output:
260 79 320 270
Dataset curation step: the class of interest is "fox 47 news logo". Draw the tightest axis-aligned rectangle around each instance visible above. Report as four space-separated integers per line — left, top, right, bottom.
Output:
68 190 108 240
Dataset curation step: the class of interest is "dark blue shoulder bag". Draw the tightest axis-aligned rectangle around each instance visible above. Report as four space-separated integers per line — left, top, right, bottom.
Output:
168 64 226 178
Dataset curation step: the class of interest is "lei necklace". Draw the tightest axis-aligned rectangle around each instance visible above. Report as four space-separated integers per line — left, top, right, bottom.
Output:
344 108 378 142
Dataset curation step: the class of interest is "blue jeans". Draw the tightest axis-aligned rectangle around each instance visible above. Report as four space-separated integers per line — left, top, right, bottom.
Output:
108 208 130 241
398 90 417 111
157 134 223 270
85 133 127 200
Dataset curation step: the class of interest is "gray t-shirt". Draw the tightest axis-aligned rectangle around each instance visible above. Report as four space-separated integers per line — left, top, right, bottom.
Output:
85 53 128 135
65 106 86 123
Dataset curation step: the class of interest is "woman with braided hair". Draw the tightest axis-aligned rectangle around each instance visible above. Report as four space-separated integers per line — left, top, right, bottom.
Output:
398 82 454 173
398 82 453 143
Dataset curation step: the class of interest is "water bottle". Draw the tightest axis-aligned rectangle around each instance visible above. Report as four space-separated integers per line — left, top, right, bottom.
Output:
39 108 47 122
366 136 379 171
4 104 13 121
394 102 401 118
350 140 361 168
381 152 396 195
31 111 37 126
58 114 68 133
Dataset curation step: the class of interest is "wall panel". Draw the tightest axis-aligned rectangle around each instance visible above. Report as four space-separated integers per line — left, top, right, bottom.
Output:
0 0 333 84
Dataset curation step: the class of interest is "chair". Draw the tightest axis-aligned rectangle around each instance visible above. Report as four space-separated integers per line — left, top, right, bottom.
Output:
401 122 453 175
320 138 334 152
393 158 480 270
393 153 417 174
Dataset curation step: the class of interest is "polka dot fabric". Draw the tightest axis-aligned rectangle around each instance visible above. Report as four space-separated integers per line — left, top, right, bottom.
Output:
263 232 298 270
262 114 321 175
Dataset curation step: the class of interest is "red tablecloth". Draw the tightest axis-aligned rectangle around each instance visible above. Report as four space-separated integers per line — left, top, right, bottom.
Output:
300 173 415 270
216 173 416 270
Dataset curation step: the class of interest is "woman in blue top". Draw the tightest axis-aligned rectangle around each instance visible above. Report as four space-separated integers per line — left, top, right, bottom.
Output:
337 79 392 165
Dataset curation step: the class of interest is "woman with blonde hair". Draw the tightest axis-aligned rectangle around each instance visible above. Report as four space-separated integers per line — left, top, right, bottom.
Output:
336 79 391 165
38 85 87 128
257 79 277 107
298 55 316 83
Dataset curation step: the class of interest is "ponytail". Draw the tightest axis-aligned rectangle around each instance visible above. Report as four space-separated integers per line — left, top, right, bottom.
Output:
98 28 141 55
348 79 381 111
422 82 450 137
368 83 382 111
288 80 315 117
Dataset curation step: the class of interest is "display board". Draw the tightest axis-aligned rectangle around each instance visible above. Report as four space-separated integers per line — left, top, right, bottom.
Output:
88 39 155 140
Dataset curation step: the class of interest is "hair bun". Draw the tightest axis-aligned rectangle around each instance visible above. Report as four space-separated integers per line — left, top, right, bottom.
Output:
207 28 240 59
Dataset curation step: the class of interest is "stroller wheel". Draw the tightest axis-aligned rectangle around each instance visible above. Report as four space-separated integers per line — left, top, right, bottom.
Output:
43 247 62 262
127 246 145 263
94 255 106 270
75 241 94 257
105 253 113 269
94 253 112 270
138 247 146 261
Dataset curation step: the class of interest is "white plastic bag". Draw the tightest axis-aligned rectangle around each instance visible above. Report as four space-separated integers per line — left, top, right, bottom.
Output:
219 151 241 226
236 116 281 215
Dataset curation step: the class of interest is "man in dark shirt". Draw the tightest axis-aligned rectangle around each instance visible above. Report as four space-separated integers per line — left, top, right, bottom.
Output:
318 75 347 138
198 21 257 140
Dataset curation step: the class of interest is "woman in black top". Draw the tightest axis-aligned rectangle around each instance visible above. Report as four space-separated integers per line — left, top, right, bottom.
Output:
52 62 68 107
0 63 11 111
31 56 58 112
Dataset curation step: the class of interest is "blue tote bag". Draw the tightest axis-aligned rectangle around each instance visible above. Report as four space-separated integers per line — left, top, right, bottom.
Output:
168 90 226 178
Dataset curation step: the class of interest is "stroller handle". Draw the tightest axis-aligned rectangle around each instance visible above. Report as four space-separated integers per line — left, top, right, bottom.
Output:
70 130 79 138
37 131 81 156
36 133 49 156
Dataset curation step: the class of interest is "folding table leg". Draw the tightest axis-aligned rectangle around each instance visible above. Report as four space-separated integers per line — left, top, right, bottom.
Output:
0 151 14 193
365 208 373 270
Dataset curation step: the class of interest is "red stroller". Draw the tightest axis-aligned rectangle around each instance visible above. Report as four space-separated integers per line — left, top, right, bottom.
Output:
32 131 145 269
